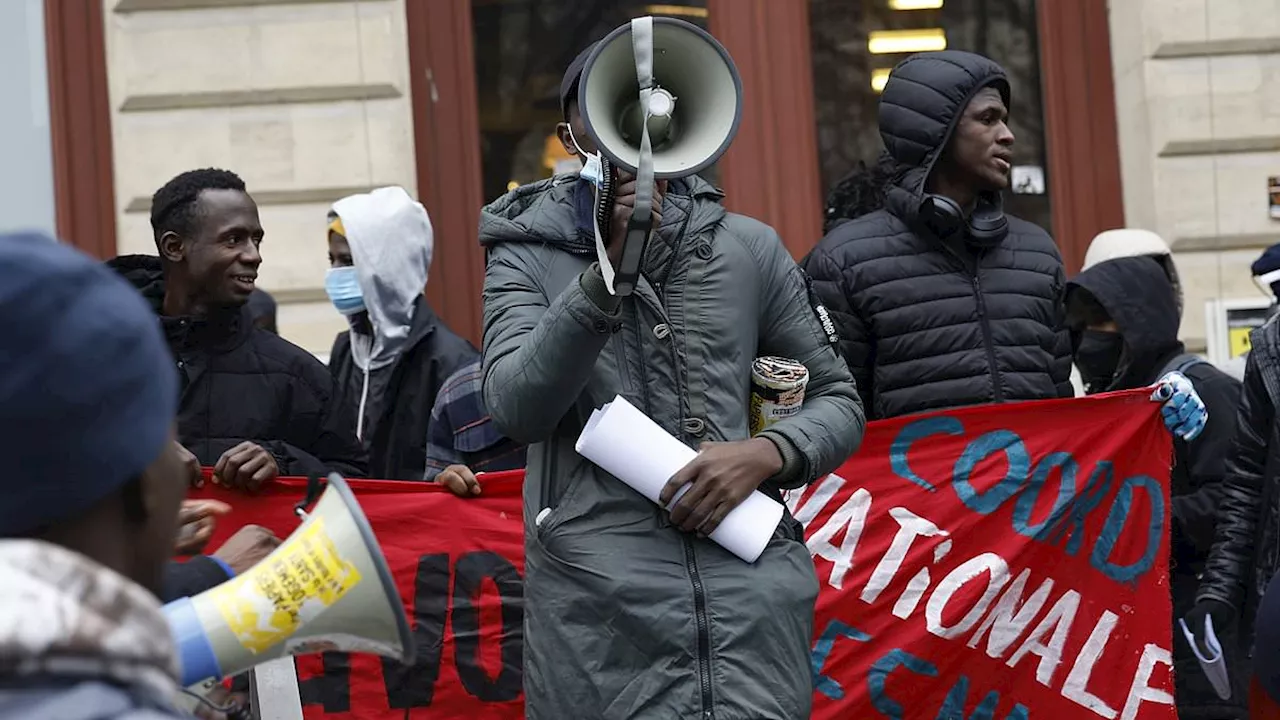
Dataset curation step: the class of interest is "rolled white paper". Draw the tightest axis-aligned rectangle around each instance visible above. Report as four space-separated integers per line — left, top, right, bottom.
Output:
574 395 785 563
1178 616 1232 700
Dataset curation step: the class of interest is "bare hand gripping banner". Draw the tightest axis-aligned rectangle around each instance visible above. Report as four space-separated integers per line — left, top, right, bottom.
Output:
187 390 1177 719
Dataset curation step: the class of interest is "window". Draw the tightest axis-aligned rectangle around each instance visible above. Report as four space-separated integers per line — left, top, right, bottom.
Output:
0 0 56 236
471 0 711 205
810 0 1052 234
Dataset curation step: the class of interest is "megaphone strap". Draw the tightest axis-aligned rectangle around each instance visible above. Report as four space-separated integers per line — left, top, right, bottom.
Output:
609 16 659 299
295 473 327 519
631 16 655 92
591 180 618 293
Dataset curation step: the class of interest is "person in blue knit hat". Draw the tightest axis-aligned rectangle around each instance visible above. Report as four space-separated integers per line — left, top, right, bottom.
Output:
0 232 194 719
1253 243 1280 303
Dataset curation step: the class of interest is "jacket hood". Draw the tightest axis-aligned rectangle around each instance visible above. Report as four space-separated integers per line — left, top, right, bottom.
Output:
0 540 180 703
1068 255 1183 390
478 173 727 251
105 254 166 311
105 254 252 353
332 186 433 370
879 50 1011 203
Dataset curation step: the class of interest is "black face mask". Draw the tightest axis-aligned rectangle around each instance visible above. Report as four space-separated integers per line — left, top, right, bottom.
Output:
1075 330 1124 393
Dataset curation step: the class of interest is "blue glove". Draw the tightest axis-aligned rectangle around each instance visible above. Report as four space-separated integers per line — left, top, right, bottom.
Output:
1151 371 1207 441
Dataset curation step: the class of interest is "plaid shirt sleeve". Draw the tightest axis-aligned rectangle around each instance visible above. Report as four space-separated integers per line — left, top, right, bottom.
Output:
424 361 527 481
422 366 478 481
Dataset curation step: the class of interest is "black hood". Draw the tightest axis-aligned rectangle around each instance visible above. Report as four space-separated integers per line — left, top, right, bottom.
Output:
1067 255 1183 390
106 254 166 313
105 254 251 353
878 51 1010 225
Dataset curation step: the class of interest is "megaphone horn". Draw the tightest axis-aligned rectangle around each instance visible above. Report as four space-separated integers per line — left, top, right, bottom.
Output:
577 16 742 299
164 473 415 689
579 16 742 179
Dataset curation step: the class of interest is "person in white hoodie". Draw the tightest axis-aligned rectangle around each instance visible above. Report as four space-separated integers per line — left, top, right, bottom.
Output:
325 187 478 480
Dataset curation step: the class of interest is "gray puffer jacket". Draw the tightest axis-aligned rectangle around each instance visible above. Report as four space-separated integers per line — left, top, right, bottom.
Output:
480 174 865 719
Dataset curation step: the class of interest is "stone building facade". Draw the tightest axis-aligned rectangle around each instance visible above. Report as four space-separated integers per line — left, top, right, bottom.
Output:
105 0 417 354
1110 0 1280 351
22 0 1271 359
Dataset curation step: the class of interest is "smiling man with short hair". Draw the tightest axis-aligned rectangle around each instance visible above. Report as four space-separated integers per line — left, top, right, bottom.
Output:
108 168 366 488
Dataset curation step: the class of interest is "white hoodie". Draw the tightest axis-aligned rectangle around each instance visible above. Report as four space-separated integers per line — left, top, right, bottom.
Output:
331 187 433 439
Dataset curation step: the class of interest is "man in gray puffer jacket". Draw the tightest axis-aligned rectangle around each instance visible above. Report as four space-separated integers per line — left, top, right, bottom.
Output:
479 46 865 720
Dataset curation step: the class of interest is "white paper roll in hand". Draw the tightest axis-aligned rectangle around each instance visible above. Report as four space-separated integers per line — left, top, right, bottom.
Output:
574 395 785 563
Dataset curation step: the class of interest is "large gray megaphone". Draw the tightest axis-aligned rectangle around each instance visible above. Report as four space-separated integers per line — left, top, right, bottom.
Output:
577 16 742 296
163 473 414 696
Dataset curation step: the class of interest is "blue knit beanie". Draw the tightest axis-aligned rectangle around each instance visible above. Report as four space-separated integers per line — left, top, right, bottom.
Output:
0 232 177 536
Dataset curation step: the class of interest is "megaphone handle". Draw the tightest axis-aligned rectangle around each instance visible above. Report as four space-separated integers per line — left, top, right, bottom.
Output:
614 208 652 297
607 15 658 299
595 158 615 240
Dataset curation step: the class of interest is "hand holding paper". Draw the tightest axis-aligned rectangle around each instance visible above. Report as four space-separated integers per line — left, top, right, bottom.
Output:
574 395 785 563
660 439 782 534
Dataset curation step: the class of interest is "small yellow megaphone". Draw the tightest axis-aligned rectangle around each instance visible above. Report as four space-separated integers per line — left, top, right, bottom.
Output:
163 473 414 689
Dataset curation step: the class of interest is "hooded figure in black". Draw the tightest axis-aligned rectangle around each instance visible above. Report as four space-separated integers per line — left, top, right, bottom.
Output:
1067 255 1246 719
803 51 1071 420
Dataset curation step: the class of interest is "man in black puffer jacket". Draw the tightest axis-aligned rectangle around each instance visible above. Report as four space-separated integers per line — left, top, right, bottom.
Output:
803 51 1071 420
108 168 367 489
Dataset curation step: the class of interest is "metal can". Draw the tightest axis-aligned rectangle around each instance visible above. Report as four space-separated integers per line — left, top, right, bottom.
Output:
749 356 809 436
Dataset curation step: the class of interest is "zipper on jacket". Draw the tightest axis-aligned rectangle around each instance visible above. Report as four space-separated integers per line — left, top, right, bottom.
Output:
678 230 711 718
537 440 559 536
637 225 711 717
683 536 714 718
970 271 1004 402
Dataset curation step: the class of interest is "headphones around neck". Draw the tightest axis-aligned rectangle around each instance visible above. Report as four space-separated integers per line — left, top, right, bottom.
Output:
918 191 1009 247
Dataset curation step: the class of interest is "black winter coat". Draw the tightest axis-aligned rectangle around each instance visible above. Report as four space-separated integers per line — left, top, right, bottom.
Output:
329 296 477 480
1069 256 1245 717
1200 313 1280 627
162 556 231 602
107 255 367 478
803 51 1072 420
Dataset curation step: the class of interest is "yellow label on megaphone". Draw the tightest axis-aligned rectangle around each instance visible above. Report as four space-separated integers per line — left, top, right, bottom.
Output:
207 516 362 654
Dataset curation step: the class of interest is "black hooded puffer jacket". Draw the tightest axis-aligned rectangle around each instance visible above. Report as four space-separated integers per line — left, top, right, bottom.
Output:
803 51 1072 420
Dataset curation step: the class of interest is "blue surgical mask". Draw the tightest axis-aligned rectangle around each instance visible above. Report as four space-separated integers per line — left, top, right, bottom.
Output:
325 266 365 316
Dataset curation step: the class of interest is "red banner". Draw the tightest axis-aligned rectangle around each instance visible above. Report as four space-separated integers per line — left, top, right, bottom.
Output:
191 390 1176 719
